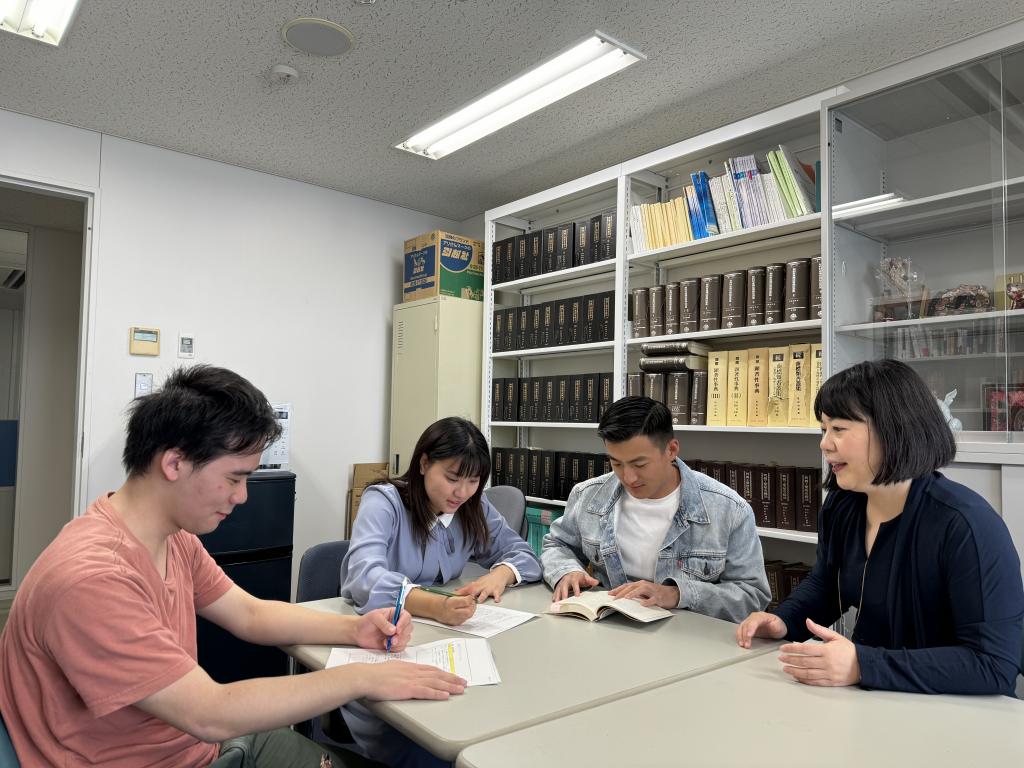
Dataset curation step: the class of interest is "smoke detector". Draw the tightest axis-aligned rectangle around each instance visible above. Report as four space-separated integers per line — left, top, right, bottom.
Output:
269 64 299 84
281 17 354 57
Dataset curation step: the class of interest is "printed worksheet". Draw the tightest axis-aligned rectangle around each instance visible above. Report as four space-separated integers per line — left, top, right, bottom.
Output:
326 638 501 686
412 603 536 638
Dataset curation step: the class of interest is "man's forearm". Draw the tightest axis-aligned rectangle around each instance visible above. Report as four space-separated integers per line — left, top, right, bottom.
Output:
239 600 360 646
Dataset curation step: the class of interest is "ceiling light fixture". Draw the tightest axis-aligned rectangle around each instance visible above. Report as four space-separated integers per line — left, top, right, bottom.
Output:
0 0 82 46
396 30 644 160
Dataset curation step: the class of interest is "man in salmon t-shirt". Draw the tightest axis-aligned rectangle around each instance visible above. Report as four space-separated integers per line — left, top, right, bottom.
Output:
0 365 466 767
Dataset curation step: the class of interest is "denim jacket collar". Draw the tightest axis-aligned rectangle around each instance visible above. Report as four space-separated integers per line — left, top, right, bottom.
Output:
586 458 710 527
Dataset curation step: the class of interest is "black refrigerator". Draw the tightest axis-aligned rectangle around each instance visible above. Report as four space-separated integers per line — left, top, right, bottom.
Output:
196 470 295 683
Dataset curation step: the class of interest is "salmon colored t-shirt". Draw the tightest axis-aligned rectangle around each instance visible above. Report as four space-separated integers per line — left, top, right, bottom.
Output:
0 494 233 767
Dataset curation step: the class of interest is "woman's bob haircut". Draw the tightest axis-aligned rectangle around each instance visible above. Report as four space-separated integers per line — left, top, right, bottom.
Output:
815 359 956 490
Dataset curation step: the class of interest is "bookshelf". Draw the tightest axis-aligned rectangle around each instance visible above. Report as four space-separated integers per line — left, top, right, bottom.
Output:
825 40 1024 443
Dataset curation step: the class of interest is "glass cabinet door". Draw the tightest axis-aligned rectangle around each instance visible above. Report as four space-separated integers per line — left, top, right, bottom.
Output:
828 45 1024 441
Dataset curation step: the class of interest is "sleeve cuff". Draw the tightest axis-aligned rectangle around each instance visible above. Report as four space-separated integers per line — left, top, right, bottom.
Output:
494 561 522 585
666 576 692 610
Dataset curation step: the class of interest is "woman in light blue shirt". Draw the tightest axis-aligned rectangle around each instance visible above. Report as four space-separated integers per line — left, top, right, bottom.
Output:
340 417 540 768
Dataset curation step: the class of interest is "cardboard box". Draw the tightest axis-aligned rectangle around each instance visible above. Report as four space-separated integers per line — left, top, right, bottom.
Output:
347 462 389 536
403 230 484 303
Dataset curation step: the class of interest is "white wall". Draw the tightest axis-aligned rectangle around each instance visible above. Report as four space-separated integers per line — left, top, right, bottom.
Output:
1 108 459 593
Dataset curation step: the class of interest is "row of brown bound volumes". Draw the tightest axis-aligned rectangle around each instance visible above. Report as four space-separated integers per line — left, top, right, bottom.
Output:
491 211 616 285
491 447 610 502
491 373 613 424
689 461 821 532
628 369 710 424
492 291 615 352
765 560 813 608
629 256 822 338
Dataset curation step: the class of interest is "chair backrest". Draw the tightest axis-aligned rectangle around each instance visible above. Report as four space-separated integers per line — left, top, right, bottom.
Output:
0 712 20 768
296 540 350 603
484 485 527 539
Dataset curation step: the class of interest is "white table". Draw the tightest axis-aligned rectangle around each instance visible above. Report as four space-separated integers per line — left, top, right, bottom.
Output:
284 578 778 761
455 647 1024 767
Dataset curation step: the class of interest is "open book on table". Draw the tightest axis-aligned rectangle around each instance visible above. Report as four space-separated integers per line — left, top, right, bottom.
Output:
546 590 672 623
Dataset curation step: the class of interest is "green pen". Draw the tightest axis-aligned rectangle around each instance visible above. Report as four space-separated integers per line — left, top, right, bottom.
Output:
418 585 457 597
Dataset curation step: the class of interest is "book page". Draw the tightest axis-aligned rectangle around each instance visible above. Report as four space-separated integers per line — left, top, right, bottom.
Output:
547 591 672 623
326 638 500 686
601 597 672 623
412 603 536 638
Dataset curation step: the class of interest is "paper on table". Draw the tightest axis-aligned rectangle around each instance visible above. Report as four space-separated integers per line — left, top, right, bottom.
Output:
412 603 536 638
326 638 501 686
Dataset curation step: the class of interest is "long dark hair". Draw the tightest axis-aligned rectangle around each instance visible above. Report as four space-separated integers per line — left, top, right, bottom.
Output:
814 359 956 489
380 417 491 549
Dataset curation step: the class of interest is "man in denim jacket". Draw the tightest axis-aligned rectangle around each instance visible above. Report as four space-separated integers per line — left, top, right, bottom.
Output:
541 397 770 622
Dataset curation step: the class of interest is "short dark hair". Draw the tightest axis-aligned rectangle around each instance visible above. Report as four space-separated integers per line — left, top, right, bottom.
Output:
122 365 282 477
385 417 491 550
815 359 955 489
598 396 674 447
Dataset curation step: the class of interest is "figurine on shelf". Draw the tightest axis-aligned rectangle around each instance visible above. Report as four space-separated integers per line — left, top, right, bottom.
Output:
936 389 963 433
928 284 993 317
873 256 921 321
1006 274 1024 310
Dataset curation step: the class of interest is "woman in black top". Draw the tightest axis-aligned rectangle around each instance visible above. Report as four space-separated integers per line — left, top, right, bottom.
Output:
736 359 1024 695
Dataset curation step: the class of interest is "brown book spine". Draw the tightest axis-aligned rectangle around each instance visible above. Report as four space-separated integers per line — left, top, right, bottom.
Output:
601 209 616 261
589 215 602 265
679 278 700 333
541 301 555 348
631 287 650 338
599 372 612 419
599 290 614 341
810 255 822 319
726 463 740 493
666 371 691 424
530 378 543 422
491 378 505 422
776 466 797 529
542 228 557 274
528 231 543 277
503 378 518 423
514 234 527 281
504 307 517 353
765 263 786 324
754 465 777 527
555 299 570 347
519 378 531 422
574 218 590 268
746 266 766 326
785 258 810 322
649 284 666 336
664 282 680 335
638 356 706 372
492 308 504 353
740 465 755 505
568 297 582 346
700 274 722 331
721 270 746 329
709 462 726 484
627 372 643 397
644 372 666 404
764 560 785 604
795 467 819 532
555 223 574 272
517 306 529 351
689 370 708 424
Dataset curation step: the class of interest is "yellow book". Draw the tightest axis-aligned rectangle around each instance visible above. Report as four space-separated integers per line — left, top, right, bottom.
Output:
727 349 749 426
673 195 694 241
746 347 770 427
767 346 790 426
707 351 729 426
787 343 812 427
664 201 680 245
810 343 824 427
656 203 671 249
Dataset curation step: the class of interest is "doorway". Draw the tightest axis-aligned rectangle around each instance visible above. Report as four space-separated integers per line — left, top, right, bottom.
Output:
0 182 88 598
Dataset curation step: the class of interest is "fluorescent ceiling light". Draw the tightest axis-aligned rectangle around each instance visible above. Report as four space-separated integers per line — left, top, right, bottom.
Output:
397 31 644 160
0 0 82 47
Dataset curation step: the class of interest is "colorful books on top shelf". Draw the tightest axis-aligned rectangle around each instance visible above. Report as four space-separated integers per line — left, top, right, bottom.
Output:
628 145 819 253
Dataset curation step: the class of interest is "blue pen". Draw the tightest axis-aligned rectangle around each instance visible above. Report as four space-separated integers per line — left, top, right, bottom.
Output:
386 578 407 655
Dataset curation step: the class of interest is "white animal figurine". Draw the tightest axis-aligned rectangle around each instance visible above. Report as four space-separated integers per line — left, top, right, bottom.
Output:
936 389 962 433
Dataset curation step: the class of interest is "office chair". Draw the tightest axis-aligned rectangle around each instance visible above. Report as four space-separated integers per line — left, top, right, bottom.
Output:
483 485 528 539
0 712 20 768
295 540 355 746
